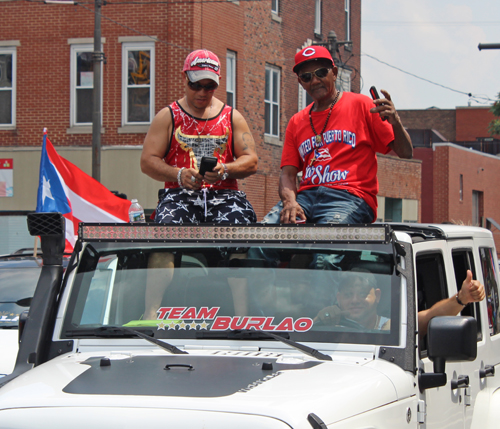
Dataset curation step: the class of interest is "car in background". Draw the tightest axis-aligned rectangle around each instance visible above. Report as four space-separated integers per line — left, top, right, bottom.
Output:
0 249 69 377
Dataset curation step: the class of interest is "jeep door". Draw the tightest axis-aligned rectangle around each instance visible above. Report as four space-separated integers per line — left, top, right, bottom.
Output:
414 240 466 428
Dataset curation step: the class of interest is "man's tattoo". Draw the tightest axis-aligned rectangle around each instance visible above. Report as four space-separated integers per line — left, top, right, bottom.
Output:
241 132 255 152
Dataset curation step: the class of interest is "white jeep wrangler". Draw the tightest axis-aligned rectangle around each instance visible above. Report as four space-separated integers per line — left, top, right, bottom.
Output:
0 213 499 428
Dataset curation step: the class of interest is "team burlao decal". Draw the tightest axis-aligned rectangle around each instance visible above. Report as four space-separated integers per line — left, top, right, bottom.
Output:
155 306 313 332
0 311 19 323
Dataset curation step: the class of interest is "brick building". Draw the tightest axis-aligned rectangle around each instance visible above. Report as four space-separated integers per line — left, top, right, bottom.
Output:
400 106 500 252
0 0 363 219
1 0 422 252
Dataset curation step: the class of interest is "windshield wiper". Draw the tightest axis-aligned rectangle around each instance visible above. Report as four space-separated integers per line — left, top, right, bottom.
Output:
198 330 331 361
65 326 188 355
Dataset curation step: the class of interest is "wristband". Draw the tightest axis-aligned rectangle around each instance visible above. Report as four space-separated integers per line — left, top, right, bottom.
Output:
456 293 467 306
177 167 186 188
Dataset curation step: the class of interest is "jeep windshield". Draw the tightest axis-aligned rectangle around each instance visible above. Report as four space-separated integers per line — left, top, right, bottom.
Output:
61 225 401 346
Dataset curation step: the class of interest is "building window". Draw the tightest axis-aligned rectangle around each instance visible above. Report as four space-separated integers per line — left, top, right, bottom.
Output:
472 190 483 226
345 0 350 41
265 65 280 138
299 87 314 111
384 197 402 222
0 47 16 127
122 42 154 125
70 44 100 126
271 0 278 14
226 50 236 108
459 174 463 201
314 0 322 36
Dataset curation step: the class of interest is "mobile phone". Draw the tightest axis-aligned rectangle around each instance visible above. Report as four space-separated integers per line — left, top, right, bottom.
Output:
199 156 218 176
369 86 387 121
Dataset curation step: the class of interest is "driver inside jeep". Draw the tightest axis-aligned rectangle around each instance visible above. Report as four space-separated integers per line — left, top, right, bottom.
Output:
314 269 486 334
313 270 390 330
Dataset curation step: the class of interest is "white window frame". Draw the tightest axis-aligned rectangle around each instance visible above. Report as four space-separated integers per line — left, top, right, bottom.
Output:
0 46 16 128
70 43 102 127
336 67 351 92
226 50 236 108
265 64 280 138
299 86 313 111
121 41 155 126
314 0 322 36
271 0 278 15
345 0 350 41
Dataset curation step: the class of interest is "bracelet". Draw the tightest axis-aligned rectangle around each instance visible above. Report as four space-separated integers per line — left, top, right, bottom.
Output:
456 293 467 306
221 163 229 181
177 167 185 188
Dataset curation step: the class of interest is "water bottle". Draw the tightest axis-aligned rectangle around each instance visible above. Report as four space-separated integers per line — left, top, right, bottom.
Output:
129 199 145 223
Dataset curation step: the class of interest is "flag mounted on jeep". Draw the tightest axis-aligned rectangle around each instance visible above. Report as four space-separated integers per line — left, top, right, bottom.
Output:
36 129 131 251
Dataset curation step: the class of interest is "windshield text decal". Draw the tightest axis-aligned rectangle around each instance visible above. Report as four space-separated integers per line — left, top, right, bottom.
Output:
156 306 312 332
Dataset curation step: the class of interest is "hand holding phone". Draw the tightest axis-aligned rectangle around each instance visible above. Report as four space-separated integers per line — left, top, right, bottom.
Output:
199 156 218 176
369 86 387 121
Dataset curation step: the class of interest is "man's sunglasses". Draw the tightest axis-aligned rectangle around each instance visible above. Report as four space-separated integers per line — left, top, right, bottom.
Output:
187 80 218 92
298 67 331 83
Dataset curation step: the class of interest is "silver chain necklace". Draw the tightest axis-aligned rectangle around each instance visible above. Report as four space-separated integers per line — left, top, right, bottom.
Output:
186 99 212 143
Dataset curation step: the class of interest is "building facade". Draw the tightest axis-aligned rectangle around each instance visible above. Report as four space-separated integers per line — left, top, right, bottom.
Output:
0 0 363 219
401 106 500 253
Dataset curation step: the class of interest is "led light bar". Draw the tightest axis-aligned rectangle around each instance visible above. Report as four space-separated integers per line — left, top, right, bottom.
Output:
79 224 390 243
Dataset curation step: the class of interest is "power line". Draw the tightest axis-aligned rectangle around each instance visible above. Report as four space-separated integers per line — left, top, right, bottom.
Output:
361 52 497 104
362 20 500 28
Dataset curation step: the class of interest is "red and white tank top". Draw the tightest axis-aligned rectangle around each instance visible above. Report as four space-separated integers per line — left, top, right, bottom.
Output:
164 101 238 191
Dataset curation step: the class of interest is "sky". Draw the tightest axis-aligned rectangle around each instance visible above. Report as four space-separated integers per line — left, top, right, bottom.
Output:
359 0 500 110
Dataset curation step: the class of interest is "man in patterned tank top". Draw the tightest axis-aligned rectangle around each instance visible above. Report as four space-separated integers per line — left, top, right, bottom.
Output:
140 49 258 319
141 49 258 225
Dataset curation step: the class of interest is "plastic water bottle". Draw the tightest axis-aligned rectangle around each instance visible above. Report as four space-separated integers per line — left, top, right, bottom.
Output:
129 199 145 223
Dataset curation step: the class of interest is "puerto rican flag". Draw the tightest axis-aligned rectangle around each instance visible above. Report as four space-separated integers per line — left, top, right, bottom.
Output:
36 129 131 251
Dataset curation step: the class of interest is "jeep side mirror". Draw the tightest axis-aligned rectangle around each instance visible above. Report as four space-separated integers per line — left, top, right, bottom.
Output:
418 316 477 391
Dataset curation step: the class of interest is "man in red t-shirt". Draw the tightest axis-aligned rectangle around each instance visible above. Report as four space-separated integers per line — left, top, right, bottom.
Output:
264 46 413 224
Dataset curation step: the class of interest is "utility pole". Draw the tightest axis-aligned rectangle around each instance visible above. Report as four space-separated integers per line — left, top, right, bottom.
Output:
314 30 352 66
92 0 104 182
45 0 104 181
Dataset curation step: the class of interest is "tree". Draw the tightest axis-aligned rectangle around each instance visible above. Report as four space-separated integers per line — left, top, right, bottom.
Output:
488 92 500 136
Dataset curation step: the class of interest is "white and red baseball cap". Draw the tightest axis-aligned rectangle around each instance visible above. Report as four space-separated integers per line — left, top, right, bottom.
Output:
293 46 334 74
183 49 221 84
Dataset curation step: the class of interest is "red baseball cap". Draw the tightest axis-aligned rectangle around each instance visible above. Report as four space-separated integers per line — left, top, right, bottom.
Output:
183 49 221 84
293 46 334 74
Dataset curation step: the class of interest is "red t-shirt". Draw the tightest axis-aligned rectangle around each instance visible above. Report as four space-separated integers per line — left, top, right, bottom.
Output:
281 92 394 220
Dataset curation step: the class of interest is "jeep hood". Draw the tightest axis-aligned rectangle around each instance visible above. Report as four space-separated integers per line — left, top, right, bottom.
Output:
0 350 409 428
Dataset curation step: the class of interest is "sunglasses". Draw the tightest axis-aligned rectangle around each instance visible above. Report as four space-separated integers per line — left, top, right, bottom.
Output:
298 67 331 83
187 80 218 92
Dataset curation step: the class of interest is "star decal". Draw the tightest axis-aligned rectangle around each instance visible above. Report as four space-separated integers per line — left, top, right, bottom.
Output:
191 196 205 207
188 214 199 224
178 321 187 330
157 321 166 330
214 211 230 222
175 201 190 212
163 192 176 202
199 320 209 330
227 202 245 214
207 197 226 206
42 175 54 204
188 321 198 329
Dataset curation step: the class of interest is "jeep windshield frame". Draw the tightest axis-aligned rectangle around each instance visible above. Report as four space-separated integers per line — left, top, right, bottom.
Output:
60 224 403 347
